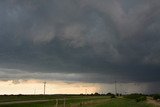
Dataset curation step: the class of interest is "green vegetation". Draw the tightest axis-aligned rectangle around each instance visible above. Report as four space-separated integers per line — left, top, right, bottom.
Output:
91 98 158 107
0 95 159 107
124 94 147 102
152 94 160 100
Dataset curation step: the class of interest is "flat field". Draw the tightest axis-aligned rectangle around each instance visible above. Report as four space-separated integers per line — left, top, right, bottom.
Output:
0 95 159 107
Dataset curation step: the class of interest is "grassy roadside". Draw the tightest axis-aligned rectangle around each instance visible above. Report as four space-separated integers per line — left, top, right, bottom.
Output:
0 96 109 107
90 98 160 107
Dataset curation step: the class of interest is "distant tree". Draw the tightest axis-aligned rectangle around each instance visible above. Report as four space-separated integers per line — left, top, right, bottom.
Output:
94 92 100 96
90 93 94 96
79 93 84 96
124 93 146 102
153 94 160 100
106 93 116 98
106 93 113 96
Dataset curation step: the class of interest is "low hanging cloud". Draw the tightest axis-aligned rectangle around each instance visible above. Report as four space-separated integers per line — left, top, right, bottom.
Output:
0 0 160 91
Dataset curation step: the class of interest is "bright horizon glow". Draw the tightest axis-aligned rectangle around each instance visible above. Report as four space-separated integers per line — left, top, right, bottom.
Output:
0 80 99 95
0 79 152 95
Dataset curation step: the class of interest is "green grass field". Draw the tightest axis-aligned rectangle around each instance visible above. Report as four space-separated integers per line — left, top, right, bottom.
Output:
91 98 159 107
0 95 159 107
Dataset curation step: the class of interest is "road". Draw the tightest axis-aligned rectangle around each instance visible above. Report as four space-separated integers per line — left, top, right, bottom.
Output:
0 97 108 105
0 99 55 105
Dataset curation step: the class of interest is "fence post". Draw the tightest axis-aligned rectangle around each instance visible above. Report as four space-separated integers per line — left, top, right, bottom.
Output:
80 102 83 107
64 98 66 107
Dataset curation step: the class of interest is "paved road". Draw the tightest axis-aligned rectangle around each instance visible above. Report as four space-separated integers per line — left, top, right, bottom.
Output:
0 97 109 105
0 99 55 105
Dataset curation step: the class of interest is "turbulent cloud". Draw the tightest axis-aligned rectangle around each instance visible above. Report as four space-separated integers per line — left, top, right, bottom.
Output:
0 0 160 93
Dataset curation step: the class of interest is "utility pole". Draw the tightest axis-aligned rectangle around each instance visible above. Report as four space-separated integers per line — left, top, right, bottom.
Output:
115 81 117 95
43 81 46 95
34 89 36 95
85 89 87 95
63 98 66 107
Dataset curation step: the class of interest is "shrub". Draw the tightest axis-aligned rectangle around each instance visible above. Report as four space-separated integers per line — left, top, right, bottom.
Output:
110 94 116 98
124 94 146 102
153 94 160 100
94 92 100 96
106 93 116 98
136 96 147 102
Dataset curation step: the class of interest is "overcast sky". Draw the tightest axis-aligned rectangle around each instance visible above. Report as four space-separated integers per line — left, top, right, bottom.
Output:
0 0 160 94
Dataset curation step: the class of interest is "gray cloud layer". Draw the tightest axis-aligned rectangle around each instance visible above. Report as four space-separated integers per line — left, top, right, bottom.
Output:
0 0 160 86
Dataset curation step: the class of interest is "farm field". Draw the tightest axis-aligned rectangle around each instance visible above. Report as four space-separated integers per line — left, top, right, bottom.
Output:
0 95 159 107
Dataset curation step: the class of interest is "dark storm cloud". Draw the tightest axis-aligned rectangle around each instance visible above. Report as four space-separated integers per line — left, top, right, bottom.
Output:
0 0 160 86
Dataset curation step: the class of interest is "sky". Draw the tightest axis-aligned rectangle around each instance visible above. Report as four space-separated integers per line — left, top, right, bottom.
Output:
0 0 160 94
